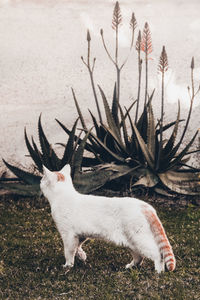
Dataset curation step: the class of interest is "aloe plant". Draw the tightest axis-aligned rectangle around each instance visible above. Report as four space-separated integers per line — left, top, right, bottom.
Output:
56 22 200 196
2 115 136 195
3 1 200 197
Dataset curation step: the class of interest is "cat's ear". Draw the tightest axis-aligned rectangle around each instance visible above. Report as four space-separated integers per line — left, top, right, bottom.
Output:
60 164 71 174
43 165 52 176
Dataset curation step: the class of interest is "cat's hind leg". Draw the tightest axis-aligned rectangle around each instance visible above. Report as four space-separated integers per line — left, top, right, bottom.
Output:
76 238 88 262
125 253 143 269
76 245 87 262
154 258 165 273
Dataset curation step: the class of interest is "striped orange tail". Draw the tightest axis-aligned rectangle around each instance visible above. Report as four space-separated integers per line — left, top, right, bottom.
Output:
143 207 176 271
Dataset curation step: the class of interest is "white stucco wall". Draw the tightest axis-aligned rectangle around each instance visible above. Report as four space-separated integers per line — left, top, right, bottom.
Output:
0 0 200 173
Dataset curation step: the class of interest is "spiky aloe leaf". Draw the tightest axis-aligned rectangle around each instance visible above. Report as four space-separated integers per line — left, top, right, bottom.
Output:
159 170 200 195
82 157 101 167
111 83 120 130
89 110 101 138
137 105 148 142
38 115 60 170
162 101 180 158
73 163 134 194
102 124 127 154
136 91 154 142
0 182 40 197
147 103 155 157
73 129 93 172
55 119 94 153
118 104 130 150
60 118 79 168
98 85 121 143
134 169 159 188
167 130 199 171
131 122 155 169
124 107 138 155
89 131 126 163
3 159 41 185
120 99 137 128
24 128 43 173
156 119 184 134
71 88 87 130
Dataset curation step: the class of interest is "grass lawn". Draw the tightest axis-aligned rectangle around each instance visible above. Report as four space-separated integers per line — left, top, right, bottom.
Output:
0 195 199 300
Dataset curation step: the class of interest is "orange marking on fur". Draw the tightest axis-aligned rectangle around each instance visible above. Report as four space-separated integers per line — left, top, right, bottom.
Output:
142 206 175 271
164 253 173 259
55 172 65 182
160 245 171 252
168 263 175 271
165 258 174 264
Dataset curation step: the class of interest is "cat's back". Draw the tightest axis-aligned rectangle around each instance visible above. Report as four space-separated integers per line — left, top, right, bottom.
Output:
81 193 152 217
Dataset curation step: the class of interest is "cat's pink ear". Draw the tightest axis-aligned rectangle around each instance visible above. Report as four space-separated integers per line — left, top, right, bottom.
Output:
55 172 65 182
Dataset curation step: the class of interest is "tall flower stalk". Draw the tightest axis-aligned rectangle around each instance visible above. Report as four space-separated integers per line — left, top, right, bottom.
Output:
156 46 168 170
178 57 200 146
81 30 102 124
135 30 142 123
141 22 152 106
100 1 136 116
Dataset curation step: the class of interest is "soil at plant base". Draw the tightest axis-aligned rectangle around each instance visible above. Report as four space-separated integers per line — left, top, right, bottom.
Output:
1 0 200 175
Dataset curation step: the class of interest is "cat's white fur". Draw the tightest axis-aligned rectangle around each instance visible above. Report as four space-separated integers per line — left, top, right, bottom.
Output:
40 164 175 273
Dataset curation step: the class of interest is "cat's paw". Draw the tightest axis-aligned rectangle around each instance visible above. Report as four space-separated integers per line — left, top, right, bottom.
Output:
76 248 87 262
63 262 74 272
125 263 133 269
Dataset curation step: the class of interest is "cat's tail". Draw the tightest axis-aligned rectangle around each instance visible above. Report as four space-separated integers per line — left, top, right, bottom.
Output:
143 206 176 272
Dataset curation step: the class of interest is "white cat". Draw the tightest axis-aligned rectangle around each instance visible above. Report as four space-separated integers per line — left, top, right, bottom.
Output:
40 164 176 273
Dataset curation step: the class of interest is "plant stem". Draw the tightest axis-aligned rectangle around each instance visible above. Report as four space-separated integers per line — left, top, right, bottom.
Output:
89 70 103 124
178 66 195 146
145 51 148 106
82 31 102 124
156 71 164 170
115 24 119 65
116 67 120 107
135 56 142 124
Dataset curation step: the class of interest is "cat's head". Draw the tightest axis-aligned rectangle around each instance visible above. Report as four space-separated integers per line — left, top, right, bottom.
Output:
40 164 71 199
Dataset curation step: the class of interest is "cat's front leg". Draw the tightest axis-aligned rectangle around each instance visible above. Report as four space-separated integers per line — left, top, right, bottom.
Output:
62 233 79 270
